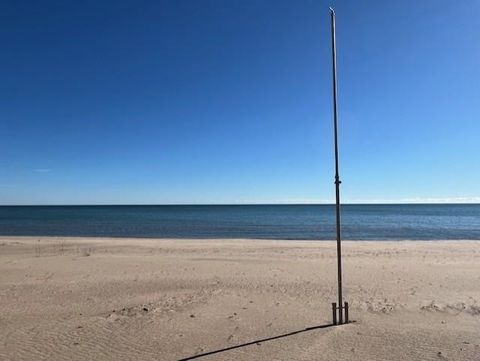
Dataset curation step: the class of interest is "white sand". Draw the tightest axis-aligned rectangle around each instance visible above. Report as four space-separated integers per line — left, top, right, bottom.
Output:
1 237 479 360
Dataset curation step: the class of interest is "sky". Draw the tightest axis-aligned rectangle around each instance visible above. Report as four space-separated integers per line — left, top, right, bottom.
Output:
1 0 480 205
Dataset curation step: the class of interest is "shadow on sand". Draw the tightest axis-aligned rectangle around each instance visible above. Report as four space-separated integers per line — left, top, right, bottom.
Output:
178 323 336 360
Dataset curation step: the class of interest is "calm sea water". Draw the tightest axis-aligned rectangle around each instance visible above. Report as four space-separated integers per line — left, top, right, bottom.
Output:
0 204 479 240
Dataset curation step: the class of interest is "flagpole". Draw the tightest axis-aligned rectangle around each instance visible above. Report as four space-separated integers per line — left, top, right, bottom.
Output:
329 7 346 325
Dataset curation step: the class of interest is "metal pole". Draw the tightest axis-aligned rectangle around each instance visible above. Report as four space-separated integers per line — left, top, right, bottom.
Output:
330 7 343 324
345 302 349 323
332 302 337 325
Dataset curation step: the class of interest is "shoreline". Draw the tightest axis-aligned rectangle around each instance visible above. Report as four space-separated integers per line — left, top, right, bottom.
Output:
2 235 480 242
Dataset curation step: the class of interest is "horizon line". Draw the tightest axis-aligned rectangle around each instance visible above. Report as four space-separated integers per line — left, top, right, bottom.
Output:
1 202 480 207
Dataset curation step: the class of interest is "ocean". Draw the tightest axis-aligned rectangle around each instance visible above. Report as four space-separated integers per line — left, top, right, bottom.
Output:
1 204 480 240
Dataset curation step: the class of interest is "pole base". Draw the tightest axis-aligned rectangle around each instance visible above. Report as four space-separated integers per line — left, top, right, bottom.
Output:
332 301 349 325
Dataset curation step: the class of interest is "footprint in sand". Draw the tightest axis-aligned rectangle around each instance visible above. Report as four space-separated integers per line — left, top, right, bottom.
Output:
437 351 448 360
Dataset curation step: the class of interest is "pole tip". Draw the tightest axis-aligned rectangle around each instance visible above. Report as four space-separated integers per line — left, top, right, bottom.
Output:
329 7 335 14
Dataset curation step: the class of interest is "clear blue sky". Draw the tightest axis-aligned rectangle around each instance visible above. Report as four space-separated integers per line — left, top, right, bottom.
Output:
2 0 479 205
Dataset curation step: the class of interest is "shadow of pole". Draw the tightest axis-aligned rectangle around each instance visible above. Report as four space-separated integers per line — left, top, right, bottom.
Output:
178 323 336 360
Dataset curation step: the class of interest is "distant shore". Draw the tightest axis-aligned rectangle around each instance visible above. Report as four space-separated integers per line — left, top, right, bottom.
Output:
1 237 479 360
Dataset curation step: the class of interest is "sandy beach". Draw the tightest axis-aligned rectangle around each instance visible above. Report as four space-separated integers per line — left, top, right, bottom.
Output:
1 237 479 360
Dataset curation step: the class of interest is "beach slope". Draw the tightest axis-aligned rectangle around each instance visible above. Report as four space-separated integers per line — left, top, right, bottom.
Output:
1 237 479 360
